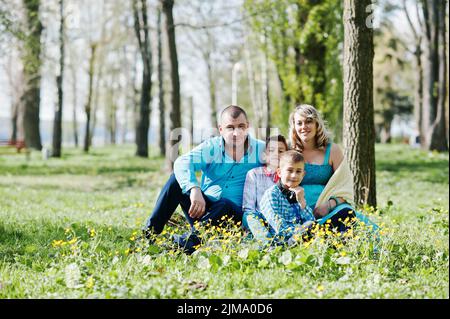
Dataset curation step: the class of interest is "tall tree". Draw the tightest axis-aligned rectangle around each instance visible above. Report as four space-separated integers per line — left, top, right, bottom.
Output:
68 53 78 147
22 0 43 150
52 0 65 157
83 43 96 152
157 5 166 156
244 0 344 138
343 0 377 207
133 0 152 157
162 0 181 169
402 0 423 140
420 0 439 149
427 0 448 151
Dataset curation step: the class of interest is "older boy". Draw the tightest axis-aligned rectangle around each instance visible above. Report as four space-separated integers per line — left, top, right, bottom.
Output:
143 105 265 253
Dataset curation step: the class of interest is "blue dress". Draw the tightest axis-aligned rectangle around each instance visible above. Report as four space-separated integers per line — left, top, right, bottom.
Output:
300 143 333 210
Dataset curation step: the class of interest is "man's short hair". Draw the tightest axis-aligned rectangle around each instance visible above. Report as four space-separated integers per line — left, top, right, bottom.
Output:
279 150 304 166
220 105 248 121
265 134 289 150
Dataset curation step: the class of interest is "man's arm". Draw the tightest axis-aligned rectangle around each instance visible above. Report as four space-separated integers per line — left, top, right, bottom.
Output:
173 139 212 194
173 138 216 219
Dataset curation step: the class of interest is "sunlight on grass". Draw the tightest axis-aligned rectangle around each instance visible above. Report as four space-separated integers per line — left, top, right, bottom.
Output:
0 144 448 298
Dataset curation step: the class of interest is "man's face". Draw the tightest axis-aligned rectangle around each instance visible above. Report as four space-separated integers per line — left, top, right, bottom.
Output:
219 113 249 148
277 160 305 188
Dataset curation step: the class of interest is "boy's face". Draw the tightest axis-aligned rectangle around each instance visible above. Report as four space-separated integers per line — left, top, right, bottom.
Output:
265 141 288 168
277 159 305 188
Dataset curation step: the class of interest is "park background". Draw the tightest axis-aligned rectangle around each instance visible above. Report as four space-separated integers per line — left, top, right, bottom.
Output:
0 0 448 298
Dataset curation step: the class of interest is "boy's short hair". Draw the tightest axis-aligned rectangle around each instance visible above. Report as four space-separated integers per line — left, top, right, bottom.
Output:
279 150 305 166
220 105 248 121
265 135 289 150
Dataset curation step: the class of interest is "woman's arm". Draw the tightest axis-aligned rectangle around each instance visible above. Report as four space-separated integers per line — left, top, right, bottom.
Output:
329 143 344 172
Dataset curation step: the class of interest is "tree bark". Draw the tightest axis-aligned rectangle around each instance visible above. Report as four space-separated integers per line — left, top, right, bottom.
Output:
403 0 424 139
83 43 96 152
428 0 448 151
421 0 439 149
162 0 181 170
261 31 271 139
22 0 43 150
52 0 65 157
157 6 166 156
343 0 377 207
133 0 152 157
71 62 78 147
189 96 194 144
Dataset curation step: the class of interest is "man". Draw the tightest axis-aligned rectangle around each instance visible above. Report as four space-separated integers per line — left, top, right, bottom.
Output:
143 105 265 253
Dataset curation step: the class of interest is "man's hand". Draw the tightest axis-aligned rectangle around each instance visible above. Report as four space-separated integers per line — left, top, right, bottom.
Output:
290 186 307 209
189 187 206 219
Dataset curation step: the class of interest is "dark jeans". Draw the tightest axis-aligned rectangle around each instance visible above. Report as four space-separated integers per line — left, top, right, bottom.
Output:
323 206 356 232
143 173 243 235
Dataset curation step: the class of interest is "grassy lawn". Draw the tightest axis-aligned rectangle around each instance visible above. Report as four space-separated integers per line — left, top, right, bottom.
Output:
0 143 448 298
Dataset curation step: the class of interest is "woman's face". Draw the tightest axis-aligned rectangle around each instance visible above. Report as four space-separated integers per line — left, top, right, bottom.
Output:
265 141 288 168
294 113 317 144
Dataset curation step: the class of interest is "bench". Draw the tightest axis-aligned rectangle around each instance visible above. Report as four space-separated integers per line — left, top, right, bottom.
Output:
0 139 30 158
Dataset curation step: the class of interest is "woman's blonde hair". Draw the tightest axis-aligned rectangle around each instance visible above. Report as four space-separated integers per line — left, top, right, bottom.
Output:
288 104 331 151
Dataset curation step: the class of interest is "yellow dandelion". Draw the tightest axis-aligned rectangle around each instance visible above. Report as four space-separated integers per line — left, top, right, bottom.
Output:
316 285 324 292
86 276 95 289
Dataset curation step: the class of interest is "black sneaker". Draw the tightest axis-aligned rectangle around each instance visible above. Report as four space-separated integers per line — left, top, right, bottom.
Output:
172 232 201 255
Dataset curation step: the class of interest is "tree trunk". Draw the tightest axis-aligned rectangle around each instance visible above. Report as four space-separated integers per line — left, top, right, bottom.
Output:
244 37 261 130
133 0 152 157
261 31 271 139
52 0 65 157
206 52 217 129
157 6 166 156
343 0 377 208
189 96 194 144
22 0 43 151
162 0 181 170
89 58 104 148
83 43 96 153
421 0 439 149
71 64 78 147
10 101 19 142
428 0 448 151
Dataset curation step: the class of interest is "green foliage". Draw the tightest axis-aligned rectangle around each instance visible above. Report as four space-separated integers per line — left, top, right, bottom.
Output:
244 0 344 140
373 19 415 140
0 144 448 298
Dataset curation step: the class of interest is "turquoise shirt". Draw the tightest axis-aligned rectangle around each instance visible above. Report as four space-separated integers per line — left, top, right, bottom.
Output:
300 143 334 210
173 135 265 207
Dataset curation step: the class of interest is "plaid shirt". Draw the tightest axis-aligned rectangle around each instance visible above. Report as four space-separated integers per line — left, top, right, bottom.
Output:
260 184 315 240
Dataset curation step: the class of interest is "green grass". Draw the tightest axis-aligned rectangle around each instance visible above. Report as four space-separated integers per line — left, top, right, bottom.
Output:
0 144 448 298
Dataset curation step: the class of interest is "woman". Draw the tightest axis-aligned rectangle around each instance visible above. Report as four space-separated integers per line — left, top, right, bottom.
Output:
289 104 356 231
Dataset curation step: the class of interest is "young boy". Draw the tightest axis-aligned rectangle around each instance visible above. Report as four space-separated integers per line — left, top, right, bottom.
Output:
242 135 289 242
259 150 315 245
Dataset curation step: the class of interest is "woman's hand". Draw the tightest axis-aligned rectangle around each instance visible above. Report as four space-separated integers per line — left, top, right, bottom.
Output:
313 203 330 219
